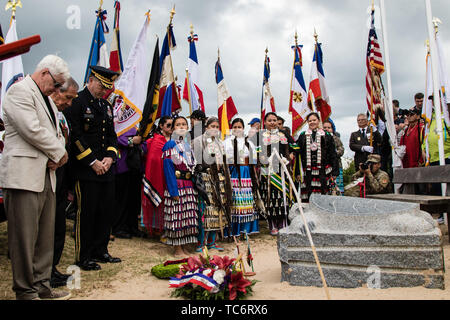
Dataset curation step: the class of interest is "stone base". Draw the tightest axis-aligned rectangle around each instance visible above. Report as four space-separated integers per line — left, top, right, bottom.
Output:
278 195 445 290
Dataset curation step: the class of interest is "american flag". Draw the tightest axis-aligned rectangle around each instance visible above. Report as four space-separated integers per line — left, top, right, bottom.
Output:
366 8 385 113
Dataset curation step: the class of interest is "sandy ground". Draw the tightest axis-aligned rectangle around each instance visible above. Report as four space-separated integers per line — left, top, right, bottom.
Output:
82 225 450 301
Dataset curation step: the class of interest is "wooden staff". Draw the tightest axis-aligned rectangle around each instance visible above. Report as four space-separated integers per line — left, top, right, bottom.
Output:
271 149 331 300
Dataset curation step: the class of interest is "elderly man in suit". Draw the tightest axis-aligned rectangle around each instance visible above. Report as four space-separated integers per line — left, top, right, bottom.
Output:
0 55 71 300
349 113 382 168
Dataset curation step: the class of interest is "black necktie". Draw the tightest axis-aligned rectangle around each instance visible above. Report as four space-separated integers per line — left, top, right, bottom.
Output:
362 129 366 138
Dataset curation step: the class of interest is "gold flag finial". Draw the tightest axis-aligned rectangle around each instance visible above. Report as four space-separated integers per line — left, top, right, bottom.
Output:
294 30 299 47
145 10 151 23
5 0 22 19
314 28 319 42
265 46 268 55
432 17 442 34
169 5 176 25
190 23 194 36
371 0 375 11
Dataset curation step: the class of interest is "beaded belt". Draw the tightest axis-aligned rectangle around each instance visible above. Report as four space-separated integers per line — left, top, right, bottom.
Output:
175 170 192 180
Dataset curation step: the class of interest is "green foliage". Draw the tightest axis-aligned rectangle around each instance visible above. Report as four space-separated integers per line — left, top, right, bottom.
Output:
343 160 356 186
151 263 186 279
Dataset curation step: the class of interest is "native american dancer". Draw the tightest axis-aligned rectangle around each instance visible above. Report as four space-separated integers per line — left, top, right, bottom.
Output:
294 112 339 202
162 117 198 256
258 112 293 236
142 116 173 238
192 117 232 252
223 118 259 238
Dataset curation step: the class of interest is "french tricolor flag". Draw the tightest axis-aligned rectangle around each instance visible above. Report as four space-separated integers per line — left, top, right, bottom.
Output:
109 1 123 74
215 56 237 136
261 52 275 129
158 24 181 118
183 32 205 113
308 42 331 122
289 43 309 136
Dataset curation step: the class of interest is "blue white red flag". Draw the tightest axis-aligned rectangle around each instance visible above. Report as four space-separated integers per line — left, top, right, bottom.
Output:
109 1 124 74
215 56 238 136
289 42 309 136
1 18 24 114
83 9 110 85
308 42 331 122
169 273 219 292
260 51 275 129
158 24 181 118
183 32 205 113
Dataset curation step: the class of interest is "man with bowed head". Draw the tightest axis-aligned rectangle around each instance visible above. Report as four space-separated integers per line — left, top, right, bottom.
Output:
0 55 71 300
63 65 121 271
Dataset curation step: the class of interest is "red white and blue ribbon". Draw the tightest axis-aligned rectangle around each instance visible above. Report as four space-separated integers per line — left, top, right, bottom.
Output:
169 273 219 291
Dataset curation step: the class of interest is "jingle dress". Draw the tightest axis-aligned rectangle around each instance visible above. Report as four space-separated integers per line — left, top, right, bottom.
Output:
142 133 168 235
162 139 198 246
258 129 291 231
223 135 259 237
295 129 338 202
192 133 231 249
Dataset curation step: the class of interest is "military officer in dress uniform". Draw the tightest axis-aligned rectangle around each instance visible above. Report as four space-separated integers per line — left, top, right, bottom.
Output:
63 66 121 271
345 154 392 197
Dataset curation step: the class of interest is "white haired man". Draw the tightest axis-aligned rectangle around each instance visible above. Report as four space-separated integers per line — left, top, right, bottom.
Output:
0 55 71 300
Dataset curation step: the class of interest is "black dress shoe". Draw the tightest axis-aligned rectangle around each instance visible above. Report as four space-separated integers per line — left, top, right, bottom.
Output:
92 253 121 263
76 260 102 271
50 277 67 288
52 268 70 280
114 231 132 239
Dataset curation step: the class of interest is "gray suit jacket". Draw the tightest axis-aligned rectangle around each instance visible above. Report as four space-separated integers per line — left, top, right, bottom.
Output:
0 75 66 192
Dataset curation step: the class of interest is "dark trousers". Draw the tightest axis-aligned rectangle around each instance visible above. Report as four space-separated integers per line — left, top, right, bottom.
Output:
74 179 115 263
53 165 69 269
112 171 141 235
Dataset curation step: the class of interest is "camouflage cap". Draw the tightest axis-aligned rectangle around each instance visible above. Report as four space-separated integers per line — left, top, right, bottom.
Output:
367 154 381 164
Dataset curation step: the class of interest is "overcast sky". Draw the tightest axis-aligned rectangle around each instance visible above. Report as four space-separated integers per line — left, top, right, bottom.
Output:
1 0 449 158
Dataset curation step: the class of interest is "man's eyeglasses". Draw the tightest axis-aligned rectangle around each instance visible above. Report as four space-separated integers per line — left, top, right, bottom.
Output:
48 71 62 89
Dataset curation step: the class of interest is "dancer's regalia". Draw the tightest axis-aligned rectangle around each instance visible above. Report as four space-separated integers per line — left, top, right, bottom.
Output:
162 138 198 246
258 129 291 232
192 132 232 249
223 135 259 237
295 128 338 202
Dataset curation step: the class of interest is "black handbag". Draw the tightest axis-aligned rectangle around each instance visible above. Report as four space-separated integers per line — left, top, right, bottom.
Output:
126 145 142 172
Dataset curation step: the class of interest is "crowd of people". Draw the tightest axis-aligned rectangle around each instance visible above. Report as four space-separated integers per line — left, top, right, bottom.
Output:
0 54 446 300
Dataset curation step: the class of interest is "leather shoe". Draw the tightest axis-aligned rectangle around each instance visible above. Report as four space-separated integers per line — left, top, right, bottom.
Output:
76 260 101 271
52 268 70 280
50 277 67 288
92 253 121 263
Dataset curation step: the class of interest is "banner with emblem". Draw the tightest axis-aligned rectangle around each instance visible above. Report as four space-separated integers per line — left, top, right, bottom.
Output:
112 13 151 136
289 33 309 136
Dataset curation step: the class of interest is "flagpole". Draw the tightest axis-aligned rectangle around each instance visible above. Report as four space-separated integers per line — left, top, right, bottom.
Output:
313 29 323 127
167 5 181 114
185 24 195 116
261 47 268 129
425 0 447 196
6 0 22 25
379 0 399 193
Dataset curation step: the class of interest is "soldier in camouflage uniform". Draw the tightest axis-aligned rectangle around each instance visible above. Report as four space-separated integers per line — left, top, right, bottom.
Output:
345 154 392 197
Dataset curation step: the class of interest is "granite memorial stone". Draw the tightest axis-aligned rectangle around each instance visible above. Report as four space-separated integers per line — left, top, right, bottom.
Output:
278 195 445 289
